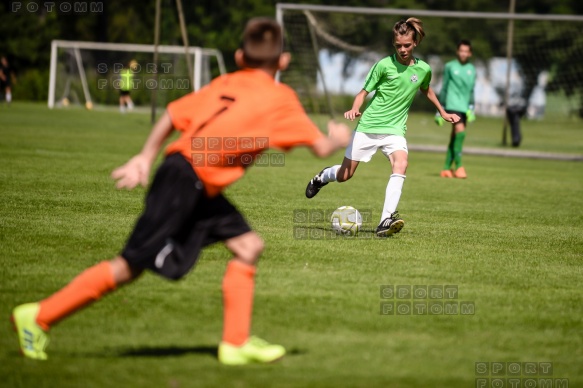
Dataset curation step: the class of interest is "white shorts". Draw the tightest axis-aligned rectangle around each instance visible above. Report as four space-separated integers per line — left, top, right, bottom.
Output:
344 131 408 162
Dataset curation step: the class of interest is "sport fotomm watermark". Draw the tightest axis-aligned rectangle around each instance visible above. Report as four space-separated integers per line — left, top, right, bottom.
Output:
98 77 191 91
293 208 374 239
379 284 475 315
97 62 187 91
190 137 285 167
95 61 191 91
12 2 103 13
475 362 569 387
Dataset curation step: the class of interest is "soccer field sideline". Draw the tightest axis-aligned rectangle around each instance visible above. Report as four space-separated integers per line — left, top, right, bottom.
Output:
408 144 583 161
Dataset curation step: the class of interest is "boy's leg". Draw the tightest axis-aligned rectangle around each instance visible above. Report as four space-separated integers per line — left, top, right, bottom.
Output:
377 149 407 237
219 232 285 365
12 257 141 360
305 158 359 199
451 121 467 178
453 131 466 168
442 128 455 177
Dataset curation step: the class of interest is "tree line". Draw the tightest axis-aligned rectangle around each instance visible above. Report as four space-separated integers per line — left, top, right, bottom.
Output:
0 0 581 102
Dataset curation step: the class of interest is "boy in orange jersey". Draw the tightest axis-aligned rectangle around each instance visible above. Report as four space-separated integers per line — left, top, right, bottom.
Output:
11 18 351 365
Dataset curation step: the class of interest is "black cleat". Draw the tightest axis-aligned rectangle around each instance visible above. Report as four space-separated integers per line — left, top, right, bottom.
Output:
305 167 330 199
376 212 404 237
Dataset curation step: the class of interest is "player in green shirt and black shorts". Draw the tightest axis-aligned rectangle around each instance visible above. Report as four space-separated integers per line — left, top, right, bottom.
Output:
436 40 476 179
305 18 459 237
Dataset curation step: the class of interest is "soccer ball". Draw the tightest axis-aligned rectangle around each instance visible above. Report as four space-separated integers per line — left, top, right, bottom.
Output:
331 206 362 236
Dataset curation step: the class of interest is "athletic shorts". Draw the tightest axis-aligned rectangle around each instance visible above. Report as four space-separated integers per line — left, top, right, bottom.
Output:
121 153 251 280
447 110 467 125
120 90 130 96
344 131 408 162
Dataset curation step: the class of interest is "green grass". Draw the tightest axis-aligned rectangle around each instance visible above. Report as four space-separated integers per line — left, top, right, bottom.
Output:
1 102 582 387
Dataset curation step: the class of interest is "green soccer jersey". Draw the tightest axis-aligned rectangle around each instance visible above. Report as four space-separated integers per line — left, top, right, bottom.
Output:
439 59 476 113
356 54 432 136
120 69 133 92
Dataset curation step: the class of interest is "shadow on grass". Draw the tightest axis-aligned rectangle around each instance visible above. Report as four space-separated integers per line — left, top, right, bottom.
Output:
118 345 217 358
298 225 398 239
116 346 307 359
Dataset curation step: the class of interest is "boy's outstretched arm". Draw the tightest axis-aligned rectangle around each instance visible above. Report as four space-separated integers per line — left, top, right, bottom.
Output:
111 111 175 189
344 89 369 121
421 86 460 124
310 120 352 158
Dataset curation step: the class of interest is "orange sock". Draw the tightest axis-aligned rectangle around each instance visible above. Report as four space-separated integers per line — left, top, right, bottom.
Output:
222 260 256 346
36 261 117 330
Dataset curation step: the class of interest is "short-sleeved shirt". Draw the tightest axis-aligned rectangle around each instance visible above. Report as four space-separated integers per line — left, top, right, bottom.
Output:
356 54 432 136
120 69 133 92
439 59 476 113
166 69 324 197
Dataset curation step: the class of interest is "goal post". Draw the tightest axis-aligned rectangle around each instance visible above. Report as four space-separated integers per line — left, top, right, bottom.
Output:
48 40 227 109
276 3 583 123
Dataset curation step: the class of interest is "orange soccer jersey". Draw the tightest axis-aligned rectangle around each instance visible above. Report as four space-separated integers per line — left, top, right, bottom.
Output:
166 69 324 196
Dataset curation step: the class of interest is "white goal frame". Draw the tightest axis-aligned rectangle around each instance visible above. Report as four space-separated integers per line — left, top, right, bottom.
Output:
48 40 227 109
276 3 583 114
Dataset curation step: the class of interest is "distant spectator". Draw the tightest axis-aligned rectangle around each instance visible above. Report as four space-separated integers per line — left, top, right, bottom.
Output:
119 60 137 113
0 56 14 105
506 91 527 147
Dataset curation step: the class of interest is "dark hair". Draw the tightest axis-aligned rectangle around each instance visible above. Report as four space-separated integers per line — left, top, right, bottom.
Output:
457 39 472 50
241 18 283 68
393 17 425 45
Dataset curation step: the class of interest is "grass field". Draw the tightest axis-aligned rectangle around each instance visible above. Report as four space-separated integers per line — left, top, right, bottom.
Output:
1 102 582 387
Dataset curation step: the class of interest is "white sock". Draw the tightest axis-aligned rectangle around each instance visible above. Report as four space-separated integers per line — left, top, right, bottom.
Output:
381 174 406 221
6 92 11 103
320 165 341 183
127 101 134 110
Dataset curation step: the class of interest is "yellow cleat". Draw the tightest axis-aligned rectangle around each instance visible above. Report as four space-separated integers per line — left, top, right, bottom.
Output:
218 336 285 365
11 303 49 360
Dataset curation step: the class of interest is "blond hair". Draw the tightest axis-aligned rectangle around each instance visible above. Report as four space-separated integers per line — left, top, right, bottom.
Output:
393 18 425 45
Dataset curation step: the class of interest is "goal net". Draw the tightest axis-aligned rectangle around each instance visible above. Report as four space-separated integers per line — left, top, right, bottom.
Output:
48 40 226 110
277 4 583 120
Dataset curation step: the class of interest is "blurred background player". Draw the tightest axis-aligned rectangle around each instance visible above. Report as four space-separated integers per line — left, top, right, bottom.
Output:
0 56 14 105
435 40 476 178
119 59 137 112
11 18 351 365
305 18 459 237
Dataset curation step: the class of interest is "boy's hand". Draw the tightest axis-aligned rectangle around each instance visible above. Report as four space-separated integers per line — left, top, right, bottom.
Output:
344 109 362 121
442 113 460 124
327 120 352 148
111 154 151 190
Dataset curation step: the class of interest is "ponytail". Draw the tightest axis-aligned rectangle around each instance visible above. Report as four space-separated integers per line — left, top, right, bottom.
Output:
393 17 425 45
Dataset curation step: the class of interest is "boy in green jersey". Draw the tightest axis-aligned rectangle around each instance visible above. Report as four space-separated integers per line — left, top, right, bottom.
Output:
305 18 459 237
436 40 476 178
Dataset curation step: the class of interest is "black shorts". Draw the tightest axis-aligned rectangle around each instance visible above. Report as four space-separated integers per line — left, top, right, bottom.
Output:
121 153 251 280
120 90 130 96
446 110 467 125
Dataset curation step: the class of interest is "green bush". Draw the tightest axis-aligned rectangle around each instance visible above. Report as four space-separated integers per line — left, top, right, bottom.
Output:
12 69 50 101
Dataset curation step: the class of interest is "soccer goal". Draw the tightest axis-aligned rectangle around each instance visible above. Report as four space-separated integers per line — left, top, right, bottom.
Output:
48 40 226 109
277 4 583 120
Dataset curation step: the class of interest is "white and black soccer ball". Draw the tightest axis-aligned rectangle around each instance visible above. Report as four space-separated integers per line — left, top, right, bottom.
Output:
331 206 362 236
